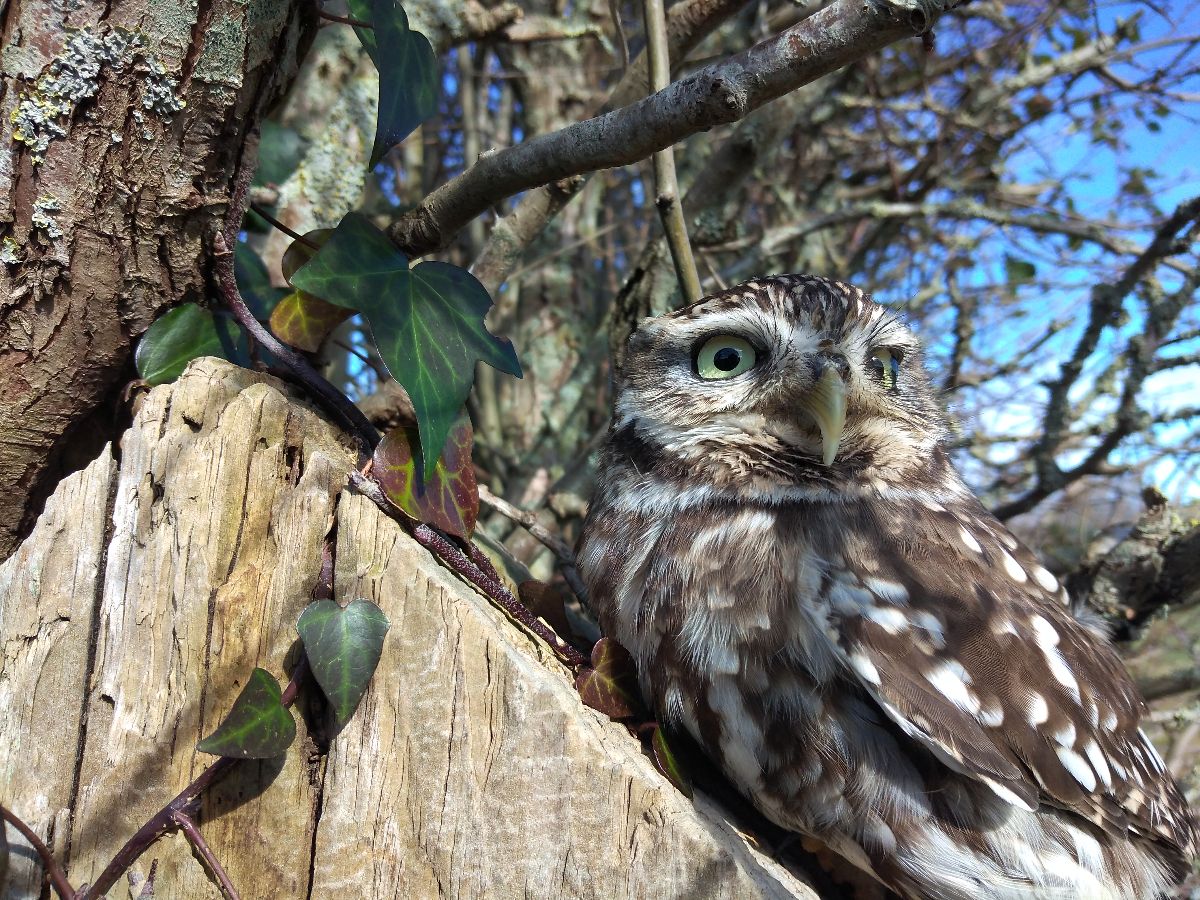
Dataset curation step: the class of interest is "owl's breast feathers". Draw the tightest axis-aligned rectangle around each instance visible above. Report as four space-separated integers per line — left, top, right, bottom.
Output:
579 454 1196 896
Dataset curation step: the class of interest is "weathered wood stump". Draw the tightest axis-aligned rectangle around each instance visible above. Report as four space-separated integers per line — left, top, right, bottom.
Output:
0 359 817 899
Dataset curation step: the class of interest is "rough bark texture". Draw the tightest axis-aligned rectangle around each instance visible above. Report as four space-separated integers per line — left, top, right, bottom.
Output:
0 359 818 900
0 0 316 560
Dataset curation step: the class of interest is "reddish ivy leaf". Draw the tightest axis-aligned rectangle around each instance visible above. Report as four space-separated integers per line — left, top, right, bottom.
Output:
269 231 351 353
372 415 478 539
575 637 646 720
269 290 353 352
650 724 694 799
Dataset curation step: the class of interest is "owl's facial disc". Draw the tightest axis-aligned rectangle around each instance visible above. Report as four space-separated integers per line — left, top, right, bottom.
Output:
799 367 847 466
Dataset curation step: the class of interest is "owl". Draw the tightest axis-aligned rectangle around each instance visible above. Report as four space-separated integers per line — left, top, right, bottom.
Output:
577 275 1196 899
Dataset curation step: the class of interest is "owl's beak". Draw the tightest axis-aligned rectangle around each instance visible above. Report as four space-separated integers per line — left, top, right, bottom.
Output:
801 367 847 466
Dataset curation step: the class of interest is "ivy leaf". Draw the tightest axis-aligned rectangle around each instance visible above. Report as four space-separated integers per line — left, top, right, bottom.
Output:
289 212 521 475
281 230 333 282
575 638 646 721
1004 255 1037 285
137 247 284 384
196 668 296 758
298 599 390 729
135 303 243 385
650 725 693 799
349 0 438 166
253 120 307 188
270 230 353 352
372 416 478 538
347 0 379 62
270 291 353 353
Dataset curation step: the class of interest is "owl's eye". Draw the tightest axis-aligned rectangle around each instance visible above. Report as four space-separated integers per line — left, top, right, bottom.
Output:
695 335 758 380
869 348 902 390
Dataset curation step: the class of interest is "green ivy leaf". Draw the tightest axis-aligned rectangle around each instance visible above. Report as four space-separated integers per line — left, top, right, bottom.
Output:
253 120 307 188
575 638 646 721
373 415 478 538
281 230 333 282
347 0 379 62
650 725 693 799
1003 255 1037 285
137 246 283 385
350 0 438 166
135 303 242 385
197 668 296 758
289 212 521 475
297 599 390 729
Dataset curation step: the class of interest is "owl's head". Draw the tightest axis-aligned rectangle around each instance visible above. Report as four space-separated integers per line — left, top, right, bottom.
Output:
613 274 947 492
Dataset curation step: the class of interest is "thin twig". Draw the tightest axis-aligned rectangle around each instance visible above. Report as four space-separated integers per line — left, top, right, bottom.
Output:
248 204 320 249
172 811 242 900
0 804 77 899
331 338 390 380
642 0 701 301
348 470 590 668
477 485 589 602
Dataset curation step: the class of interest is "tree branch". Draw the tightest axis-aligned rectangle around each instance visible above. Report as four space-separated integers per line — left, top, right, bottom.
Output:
390 0 951 256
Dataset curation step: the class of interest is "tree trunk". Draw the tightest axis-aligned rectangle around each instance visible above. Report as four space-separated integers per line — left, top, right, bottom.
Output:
0 359 819 900
0 0 316 560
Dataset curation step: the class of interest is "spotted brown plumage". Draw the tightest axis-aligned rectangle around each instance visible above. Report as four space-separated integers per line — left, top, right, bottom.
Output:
577 274 1196 899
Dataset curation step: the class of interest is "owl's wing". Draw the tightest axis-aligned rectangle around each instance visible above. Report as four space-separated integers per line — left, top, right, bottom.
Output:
829 498 1192 853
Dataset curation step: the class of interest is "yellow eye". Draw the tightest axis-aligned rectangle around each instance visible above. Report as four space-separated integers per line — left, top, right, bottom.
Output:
870 348 901 390
696 335 758 380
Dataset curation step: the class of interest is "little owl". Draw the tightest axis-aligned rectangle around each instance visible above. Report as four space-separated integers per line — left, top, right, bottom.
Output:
577 275 1196 899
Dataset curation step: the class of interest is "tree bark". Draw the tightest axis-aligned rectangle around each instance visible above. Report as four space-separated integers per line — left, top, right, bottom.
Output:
0 0 316 560
0 359 820 899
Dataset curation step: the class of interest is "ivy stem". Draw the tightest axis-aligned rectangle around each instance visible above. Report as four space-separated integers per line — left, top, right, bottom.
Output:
81 656 311 900
476 484 589 603
347 470 590 669
172 811 242 900
217 154 381 454
0 804 77 899
248 203 320 249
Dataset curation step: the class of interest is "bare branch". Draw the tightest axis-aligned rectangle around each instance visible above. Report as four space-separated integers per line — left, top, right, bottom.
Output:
643 0 702 302
995 196 1200 519
388 0 950 256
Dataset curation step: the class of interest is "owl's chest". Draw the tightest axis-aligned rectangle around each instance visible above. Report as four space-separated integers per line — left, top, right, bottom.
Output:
591 499 853 699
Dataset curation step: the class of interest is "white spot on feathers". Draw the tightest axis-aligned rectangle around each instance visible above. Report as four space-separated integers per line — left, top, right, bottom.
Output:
1057 745 1098 791
1033 564 1059 592
1027 691 1050 725
850 653 881 685
999 549 1028 583
1030 615 1082 703
958 525 982 553
926 660 980 714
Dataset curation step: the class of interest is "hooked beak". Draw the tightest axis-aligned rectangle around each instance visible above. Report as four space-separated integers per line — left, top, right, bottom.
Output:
800 366 847 466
